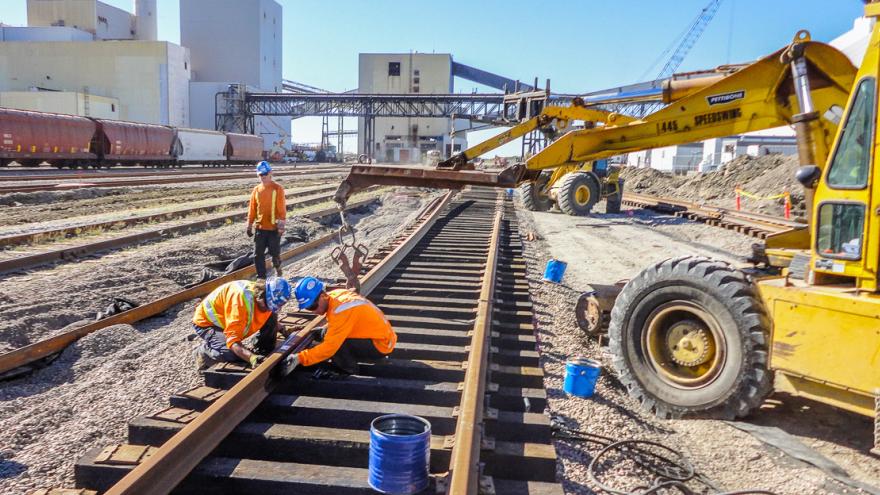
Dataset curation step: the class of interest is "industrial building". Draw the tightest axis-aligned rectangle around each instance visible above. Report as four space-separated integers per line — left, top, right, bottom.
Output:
0 0 190 126
182 0 286 150
358 53 468 163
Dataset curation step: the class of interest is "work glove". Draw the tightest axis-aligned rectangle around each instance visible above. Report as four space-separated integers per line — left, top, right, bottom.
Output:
248 354 265 369
246 225 254 238
277 220 286 235
280 353 300 376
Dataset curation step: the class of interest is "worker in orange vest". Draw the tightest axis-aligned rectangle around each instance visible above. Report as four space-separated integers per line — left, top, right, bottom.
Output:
247 161 286 279
287 277 397 375
192 277 292 370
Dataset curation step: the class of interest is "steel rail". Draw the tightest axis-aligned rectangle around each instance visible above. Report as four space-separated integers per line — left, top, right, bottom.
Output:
102 192 455 495
0 184 338 248
0 197 384 376
0 167 350 194
622 191 800 238
448 198 503 494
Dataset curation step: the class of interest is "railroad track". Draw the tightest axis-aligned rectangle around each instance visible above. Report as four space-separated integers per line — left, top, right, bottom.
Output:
0 163 336 182
0 163 336 181
622 191 803 239
56 189 561 494
0 166 350 194
0 185 389 274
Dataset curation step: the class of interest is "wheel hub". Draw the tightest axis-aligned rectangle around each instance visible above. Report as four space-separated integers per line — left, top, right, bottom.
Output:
575 185 590 205
666 321 713 367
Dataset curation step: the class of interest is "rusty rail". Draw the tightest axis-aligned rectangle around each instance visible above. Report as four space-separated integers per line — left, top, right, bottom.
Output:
0 197 385 376
622 191 802 239
0 166 350 194
447 199 503 494
101 192 455 495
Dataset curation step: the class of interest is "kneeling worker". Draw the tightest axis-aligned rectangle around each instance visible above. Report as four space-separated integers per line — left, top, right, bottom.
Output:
192 277 292 370
289 277 396 374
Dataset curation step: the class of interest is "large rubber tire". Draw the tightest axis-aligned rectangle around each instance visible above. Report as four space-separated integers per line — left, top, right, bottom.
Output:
608 256 772 420
519 181 552 212
557 172 600 216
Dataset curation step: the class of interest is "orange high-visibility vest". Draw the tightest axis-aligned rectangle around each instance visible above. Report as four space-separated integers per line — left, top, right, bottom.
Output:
193 280 272 348
297 289 396 366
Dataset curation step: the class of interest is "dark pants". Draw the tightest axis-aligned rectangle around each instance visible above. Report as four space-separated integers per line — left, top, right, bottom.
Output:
308 338 387 374
254 228 282 279
193 313 278 362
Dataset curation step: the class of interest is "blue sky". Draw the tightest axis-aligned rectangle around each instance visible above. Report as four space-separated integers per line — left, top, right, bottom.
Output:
0 0 866 154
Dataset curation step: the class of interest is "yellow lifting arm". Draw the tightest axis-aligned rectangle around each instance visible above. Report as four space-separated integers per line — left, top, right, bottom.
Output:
526 38 856 172
438 103 637 170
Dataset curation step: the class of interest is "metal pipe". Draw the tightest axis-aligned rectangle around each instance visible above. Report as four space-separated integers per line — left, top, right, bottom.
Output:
447 199 503 495
790 56 816 115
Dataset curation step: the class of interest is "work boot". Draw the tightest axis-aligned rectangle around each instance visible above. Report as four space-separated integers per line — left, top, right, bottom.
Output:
194 345 217 371
273 261 283 278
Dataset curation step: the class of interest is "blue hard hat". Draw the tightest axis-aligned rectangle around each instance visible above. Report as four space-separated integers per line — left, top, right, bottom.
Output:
256 160 272 176
265 276 291 312
294 276 324 310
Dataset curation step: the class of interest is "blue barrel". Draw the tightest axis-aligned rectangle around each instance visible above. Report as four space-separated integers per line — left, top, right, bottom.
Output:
543 259 567 283
369 414 432 494
563 357 602 398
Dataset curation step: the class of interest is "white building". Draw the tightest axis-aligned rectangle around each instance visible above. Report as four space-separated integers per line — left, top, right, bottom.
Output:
182 0 285 150
27 0 158 41
0 1 190 126
358 53 467 163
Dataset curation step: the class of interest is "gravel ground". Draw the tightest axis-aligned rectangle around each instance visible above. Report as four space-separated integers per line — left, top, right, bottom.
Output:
0 190 432 494
0 180 333 238
516 201 879 495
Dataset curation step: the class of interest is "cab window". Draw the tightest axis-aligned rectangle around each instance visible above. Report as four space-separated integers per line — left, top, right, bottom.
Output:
816 203 865 260
826 77 875 188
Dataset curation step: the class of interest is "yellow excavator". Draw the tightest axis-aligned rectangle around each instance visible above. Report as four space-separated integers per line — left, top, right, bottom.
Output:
436 100 638 213
336 16 880 451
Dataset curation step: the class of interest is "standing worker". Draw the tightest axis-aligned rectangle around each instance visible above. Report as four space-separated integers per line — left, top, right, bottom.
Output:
287 277 397 375
192 277 292 370
247 160 286 279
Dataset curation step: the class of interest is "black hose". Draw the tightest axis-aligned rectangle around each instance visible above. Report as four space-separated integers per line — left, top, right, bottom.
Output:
551 424 779 495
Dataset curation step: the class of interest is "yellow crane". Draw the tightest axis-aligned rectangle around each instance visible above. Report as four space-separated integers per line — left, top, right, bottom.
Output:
336 36 852 216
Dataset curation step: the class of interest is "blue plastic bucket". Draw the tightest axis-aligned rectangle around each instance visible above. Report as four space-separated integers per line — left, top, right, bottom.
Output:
369 414 432 494
543 259 567 283
563 357 602 398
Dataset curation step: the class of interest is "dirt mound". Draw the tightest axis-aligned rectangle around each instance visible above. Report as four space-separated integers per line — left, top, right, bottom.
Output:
620 154 803 216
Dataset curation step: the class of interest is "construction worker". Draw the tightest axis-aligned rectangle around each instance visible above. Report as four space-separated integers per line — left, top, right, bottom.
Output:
192 277 292 370
247 161 286 279
287 277 397 375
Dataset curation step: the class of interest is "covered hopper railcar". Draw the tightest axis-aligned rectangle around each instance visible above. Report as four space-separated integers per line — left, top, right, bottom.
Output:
0 107 265 168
